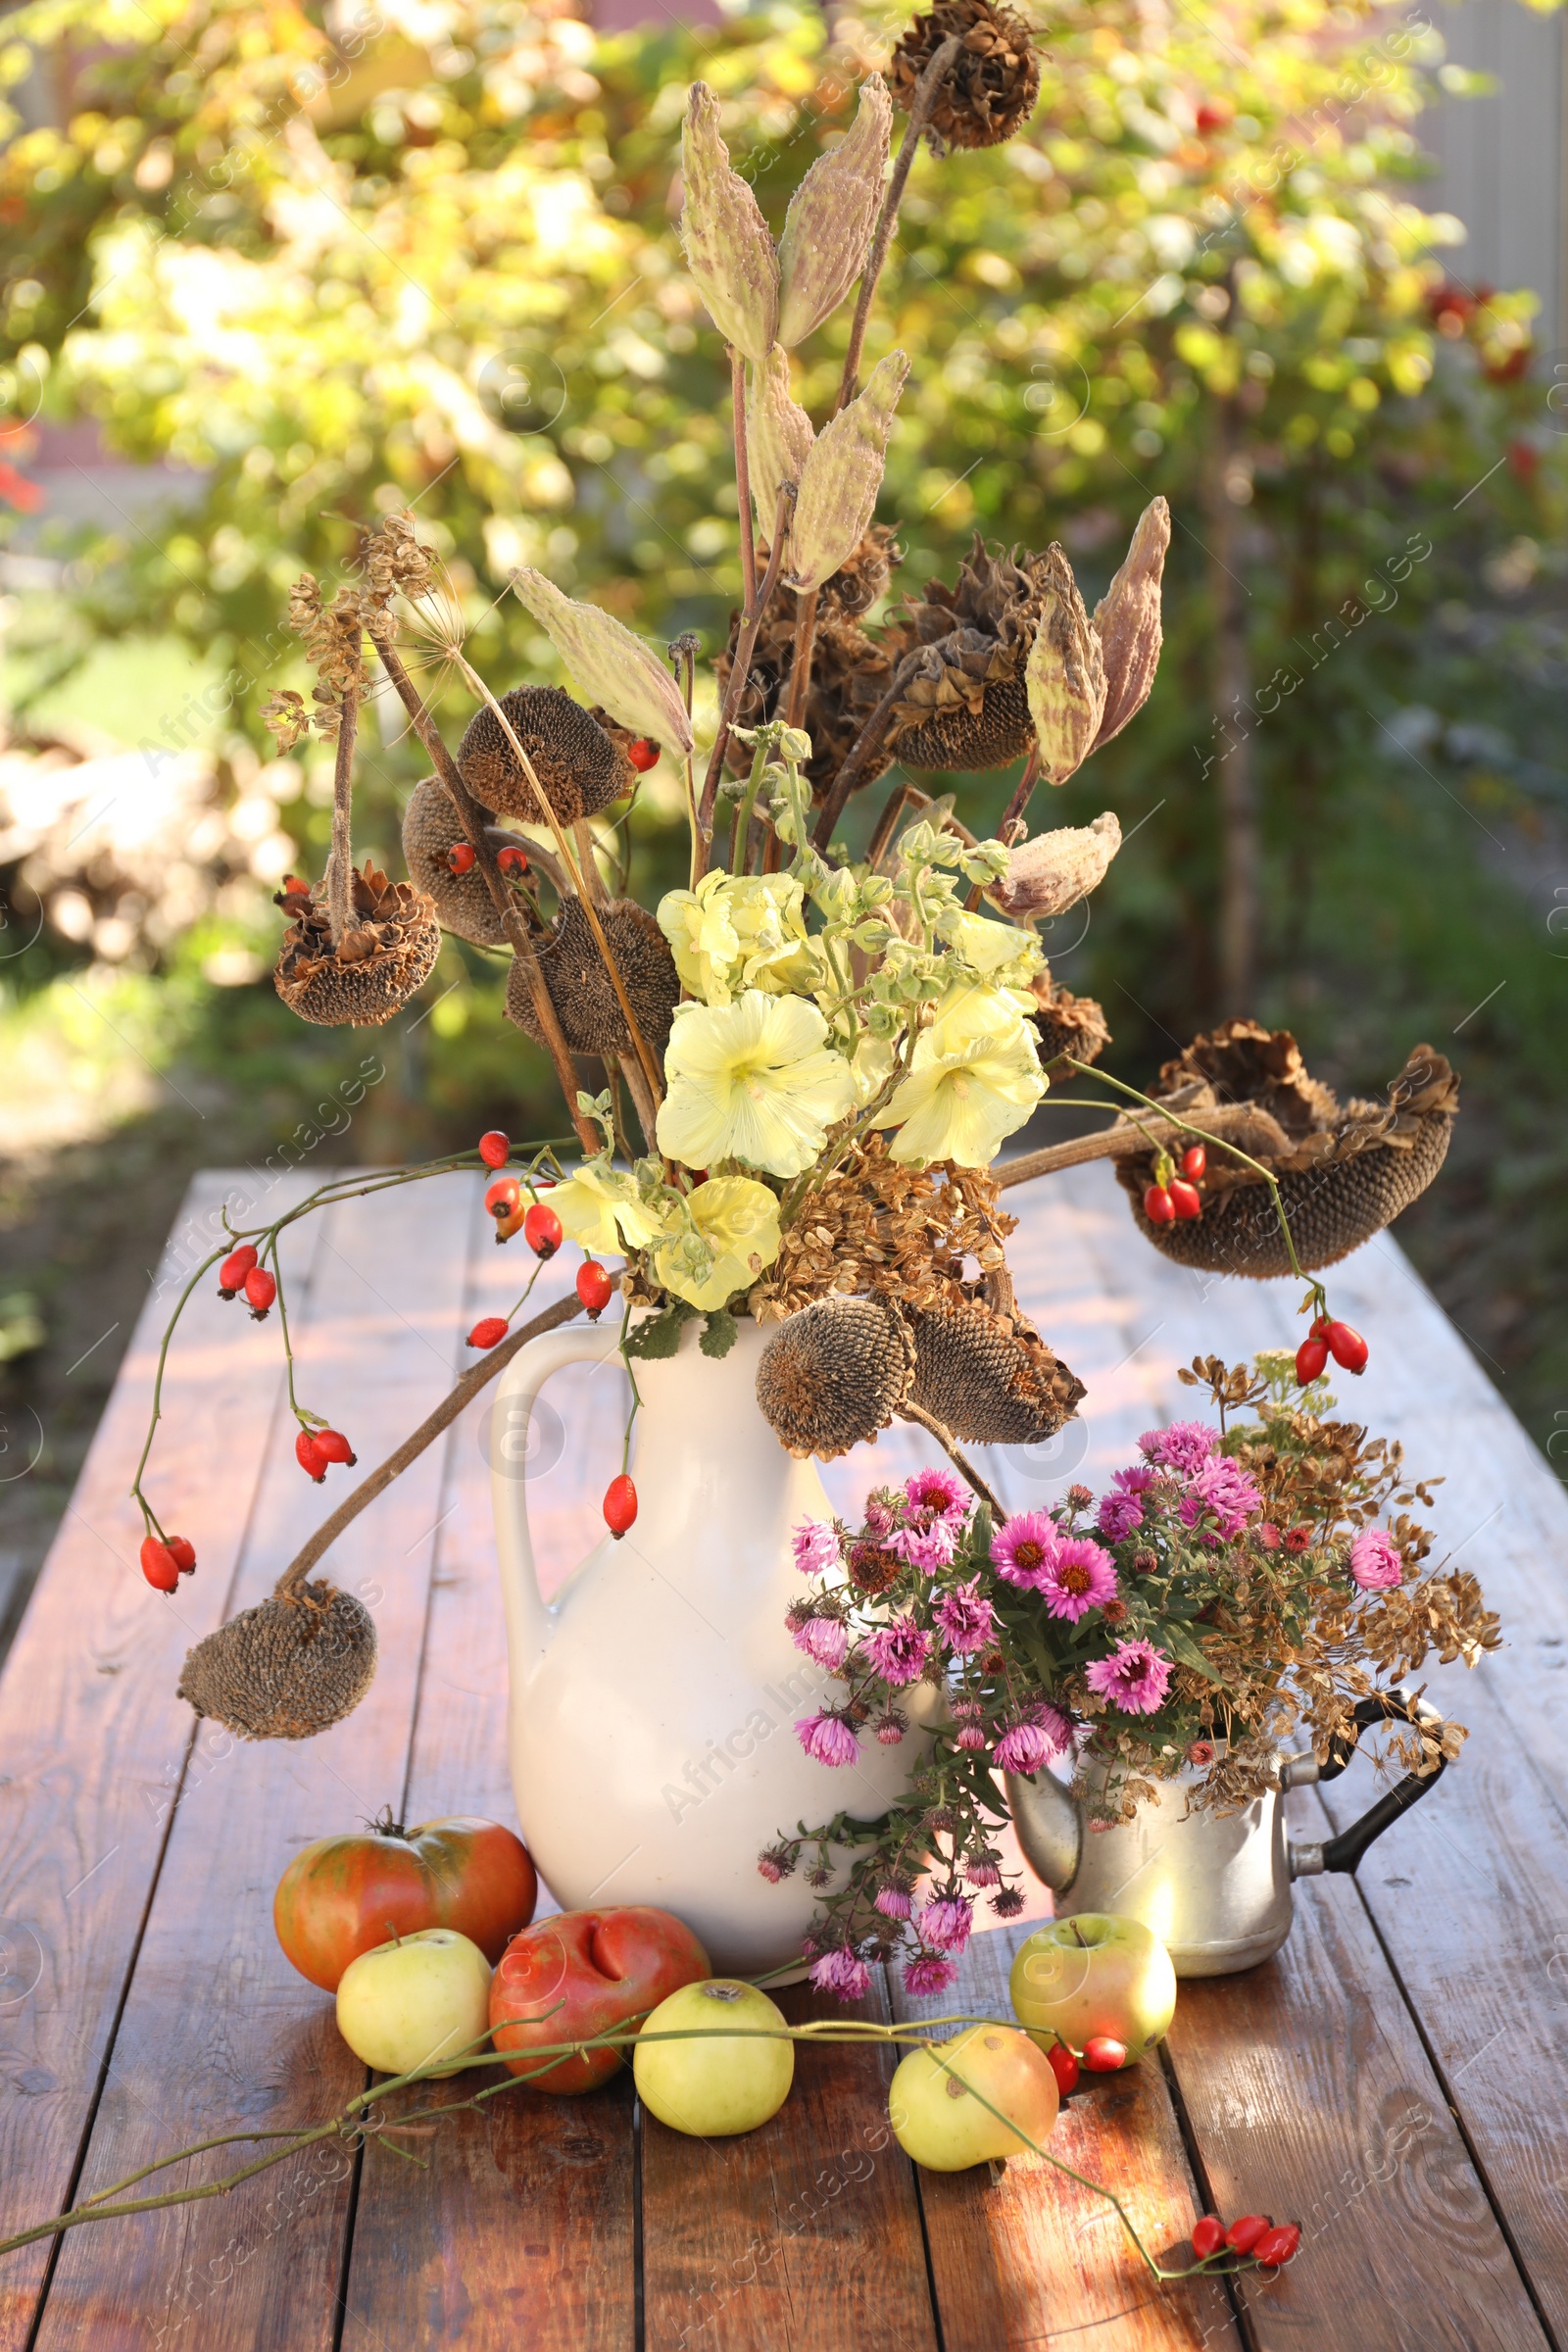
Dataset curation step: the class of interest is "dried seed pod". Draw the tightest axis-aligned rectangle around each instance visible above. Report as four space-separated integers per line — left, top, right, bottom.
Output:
274 863 440 1028
1027 977 1111 1070
890 0 1041 151
401 777 510 948
1115 1030 1461 1275
505 895 680 1058
749 345 816 538
459 686 632 826
789 352 908 595
756 1294 915 1459
1090 498 1170 751
776 78 893 348
989 812 1121 924
909 1299 1084 1446
177 1580 376 1740
511 573 695 756
883 539 1052 773
1025 546 1107 785
679 81 779 366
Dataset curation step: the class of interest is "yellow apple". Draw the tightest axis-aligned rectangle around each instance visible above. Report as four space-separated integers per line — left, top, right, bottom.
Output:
889 2025 1059 2172
1009 1912 1176 2061
632 1979 793 2135
335 1926 493 2079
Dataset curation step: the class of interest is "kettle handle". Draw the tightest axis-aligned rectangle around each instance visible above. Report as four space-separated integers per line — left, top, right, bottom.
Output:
490 1316 627 1673
1287 1688 1448 1880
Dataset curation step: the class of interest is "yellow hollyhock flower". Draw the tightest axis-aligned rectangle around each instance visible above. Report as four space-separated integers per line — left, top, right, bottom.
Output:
874 985 1046 1168
658 872 821 1005
653 1176 782 1310
549 1163 663 1256
656 991 857 1177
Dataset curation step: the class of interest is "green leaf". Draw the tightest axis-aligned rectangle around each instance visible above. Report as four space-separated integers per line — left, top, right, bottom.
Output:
623 1301 697 1359
700 1307 738 1359
1160 1621 1225 1683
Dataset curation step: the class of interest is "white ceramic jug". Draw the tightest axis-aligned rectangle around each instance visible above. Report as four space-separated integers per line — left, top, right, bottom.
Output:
491 1312 925 1976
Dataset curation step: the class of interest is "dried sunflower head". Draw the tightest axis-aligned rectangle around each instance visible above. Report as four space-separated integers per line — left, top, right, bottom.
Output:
177 1580 376 1740
459 687 633 827
715 529 902 801
274 862 440 1029
756 1295 915 1459
401 778 510 949
505 894 680 1058
910 1298 1085 1446
883 539 1053 773
1028 976 1111 1070
890 0 1041 151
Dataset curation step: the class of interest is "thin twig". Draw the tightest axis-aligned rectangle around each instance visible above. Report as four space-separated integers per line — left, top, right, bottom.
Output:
836 36 961 412
811 637 950 851
783 583 819 734
731 346 758 615
326 681 359 948
696 483 795 867
897 1399 1003 1517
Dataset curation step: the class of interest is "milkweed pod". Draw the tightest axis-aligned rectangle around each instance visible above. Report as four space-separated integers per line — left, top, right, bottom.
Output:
988 811 1122 923
1090 497 1170 751
1024 546 1107 786
788 352 908 595
680 82 779 365
748 345 816 538
776 77 892 349
510 571 695 757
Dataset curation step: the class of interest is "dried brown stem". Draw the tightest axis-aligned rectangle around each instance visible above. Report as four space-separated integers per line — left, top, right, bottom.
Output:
996 1102 1294 1191
836 36 961 412
696 482 795 868
784 585 819 730
997 743 1041 845
865 777 914 870
897 1399 1003 1517
326 682 359 947
370 633 599 1155
731 346 758 615
276 1291 582 1597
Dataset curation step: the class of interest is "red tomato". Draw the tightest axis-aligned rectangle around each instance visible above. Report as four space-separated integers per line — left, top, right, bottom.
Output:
273 1815 537 1991
490 1906 710 2093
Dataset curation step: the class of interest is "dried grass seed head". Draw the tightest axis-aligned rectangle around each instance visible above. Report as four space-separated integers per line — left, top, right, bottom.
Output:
505 893 681 1057
459 687 632 826
756 1294 916 1459
177 1580 376 1740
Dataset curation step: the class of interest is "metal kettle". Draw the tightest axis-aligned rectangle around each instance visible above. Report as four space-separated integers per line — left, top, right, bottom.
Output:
1005 1690 1448 1977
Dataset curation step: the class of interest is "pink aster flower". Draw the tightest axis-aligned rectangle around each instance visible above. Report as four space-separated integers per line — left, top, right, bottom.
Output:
809 1947 871 2000
757 1848 790 1884
934 1578 996 1654
792 1615 849 1671
1085 1638 1173 1717
792 1518 840 1578
1178 1455 1264 1541
1112 1462 1155 1495
874 1885 913 1921
1027 1700 1074 1756
964 1857 1002 1887
994 1720 1050 1775
1039 1537 1118 1623
862 1615 930 1686
889 1519 957 1573
1349 1529 1403 1591
1096 1491 1145 1543
990 1511 1058 1590
796 1711 860 1766
904 1952 958 1996
905 1466 969 1522
863 1493 896 1537
1139 1421 1218 1476
955 1724 987 1750
917 1894 974 1952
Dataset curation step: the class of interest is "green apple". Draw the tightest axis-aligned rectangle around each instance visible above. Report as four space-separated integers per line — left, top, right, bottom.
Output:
336 1926 493 2079
1008 1912 1176 2062
889 2025 1059 2172
632 1979 793 2136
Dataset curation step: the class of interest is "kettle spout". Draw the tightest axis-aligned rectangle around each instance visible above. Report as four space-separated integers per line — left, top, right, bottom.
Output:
1004 1764 1082 1896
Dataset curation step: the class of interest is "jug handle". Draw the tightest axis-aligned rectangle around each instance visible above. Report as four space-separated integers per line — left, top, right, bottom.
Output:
490 1316 626 1673
1285 1687 1448 1880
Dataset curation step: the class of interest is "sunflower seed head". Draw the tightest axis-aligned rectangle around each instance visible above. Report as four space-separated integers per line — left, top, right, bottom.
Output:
776 77 892 349
788 351 908 595
679 82 779 366
1090 496 1169 751
748 344 816 539
511 570 695 756
989 810 1122 922
1024 546 1107 785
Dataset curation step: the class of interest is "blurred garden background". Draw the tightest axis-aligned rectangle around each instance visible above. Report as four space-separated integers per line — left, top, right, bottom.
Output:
1 0 1565 1620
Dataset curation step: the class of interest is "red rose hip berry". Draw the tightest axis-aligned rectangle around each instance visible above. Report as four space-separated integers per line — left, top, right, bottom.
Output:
603 1474 637 1538
1325 1319 1368 1374
467 1316 510 1349
626 738 660 772
485 1176 522 1223
523 1202 563 1260
1295 1335 1328 1386
1225 2214 1271 2255
1168 1178 1202 1220
315 1429 357 1466
1180 1145 1206 1180
446 841 476 874
1045 2041 1079 2096
218 1245 258 1297
1143 1185 1175 1224
1191 2215 1225 2260
575 1261 613 1319
477 1131 510 1169
139 1537 180 1592
497 845 528 877
244 1266 276 1318
166 1536 197 1576
295 1431 328 1484
1253 2222 1300 2268
1082 2034 1126 2072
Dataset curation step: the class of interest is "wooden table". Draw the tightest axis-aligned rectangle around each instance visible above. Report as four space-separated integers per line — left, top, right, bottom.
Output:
2 1160 1564 2351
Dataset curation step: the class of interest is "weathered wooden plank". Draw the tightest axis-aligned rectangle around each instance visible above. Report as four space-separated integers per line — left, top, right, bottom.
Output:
894 1921 1239 2352
32 1174 476 2352
640 1973 939 2352
340 1204 637 2351
0 1172 318 2347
